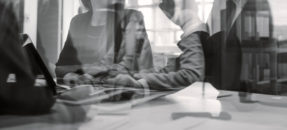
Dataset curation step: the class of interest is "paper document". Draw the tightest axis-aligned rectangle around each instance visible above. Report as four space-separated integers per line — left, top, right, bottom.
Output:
166 82 222 117
170 82 219 99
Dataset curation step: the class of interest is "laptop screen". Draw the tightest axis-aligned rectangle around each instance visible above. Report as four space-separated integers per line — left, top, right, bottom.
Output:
21 34 57 95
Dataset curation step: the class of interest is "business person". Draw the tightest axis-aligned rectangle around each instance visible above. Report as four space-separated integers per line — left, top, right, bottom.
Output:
205 0 274 92
56 0 154 84
106 0 208 91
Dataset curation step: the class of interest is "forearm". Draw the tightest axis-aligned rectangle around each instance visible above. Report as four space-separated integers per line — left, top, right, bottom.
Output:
142 69 201 91
138 32 206 91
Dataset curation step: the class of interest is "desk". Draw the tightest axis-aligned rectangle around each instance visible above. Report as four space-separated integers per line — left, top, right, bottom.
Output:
0 91 286 130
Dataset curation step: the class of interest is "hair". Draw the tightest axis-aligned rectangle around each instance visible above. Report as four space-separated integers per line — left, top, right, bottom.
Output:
81 0 125 11
81 0 92 10
0 0 20 44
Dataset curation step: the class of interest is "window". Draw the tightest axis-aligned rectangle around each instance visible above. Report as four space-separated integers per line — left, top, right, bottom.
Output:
3 0 287 96
59 0 214 54
125 0 214 54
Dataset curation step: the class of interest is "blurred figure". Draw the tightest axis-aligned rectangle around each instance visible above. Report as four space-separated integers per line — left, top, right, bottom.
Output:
206 0 275 93
106 0 208 91
56 0 153 85
0 0 55 115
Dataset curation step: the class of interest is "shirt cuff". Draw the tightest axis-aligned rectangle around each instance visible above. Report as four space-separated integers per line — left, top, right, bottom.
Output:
182 22 208 38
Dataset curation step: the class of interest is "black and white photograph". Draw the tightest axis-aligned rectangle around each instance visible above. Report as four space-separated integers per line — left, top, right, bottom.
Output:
0 0 287 129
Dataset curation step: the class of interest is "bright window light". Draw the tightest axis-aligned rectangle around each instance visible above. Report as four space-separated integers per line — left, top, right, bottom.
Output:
138 0 153 5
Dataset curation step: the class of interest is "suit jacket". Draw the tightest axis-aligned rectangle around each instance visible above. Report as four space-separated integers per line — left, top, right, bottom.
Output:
205 0 273 91
56 9 153 78
137 31 207 91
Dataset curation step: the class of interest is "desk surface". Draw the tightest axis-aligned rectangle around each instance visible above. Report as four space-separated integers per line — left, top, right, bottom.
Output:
0 91 287 130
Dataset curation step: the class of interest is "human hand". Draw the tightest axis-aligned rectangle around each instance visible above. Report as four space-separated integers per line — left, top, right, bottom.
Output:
133 73 147 80
63 73 93 87
105 74 142 88
105 74 151 101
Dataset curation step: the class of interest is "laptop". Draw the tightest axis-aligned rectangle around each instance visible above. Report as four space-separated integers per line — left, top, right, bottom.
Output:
21 34 57 95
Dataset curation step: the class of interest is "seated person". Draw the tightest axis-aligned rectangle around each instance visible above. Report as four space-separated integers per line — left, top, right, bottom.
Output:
56 0 153 85
0 0 54 114
106 0 208 91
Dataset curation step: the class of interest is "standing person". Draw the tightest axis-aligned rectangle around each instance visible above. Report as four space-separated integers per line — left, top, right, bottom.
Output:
205 0 274 93
106 0 208 91
56 0 153 84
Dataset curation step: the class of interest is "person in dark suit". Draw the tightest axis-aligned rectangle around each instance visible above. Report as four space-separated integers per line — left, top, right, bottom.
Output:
56 0 154 85
205 0 274 92
106 0 208 91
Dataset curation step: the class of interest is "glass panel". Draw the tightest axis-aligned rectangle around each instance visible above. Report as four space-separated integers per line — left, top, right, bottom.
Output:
2 1 287 126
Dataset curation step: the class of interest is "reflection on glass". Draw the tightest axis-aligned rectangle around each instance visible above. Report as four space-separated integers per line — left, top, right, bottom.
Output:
1 0 287 121
55 0 154 86
204 0 287 96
